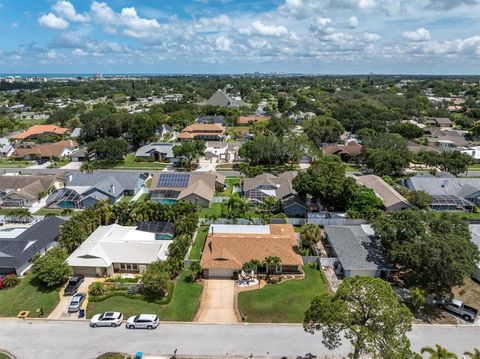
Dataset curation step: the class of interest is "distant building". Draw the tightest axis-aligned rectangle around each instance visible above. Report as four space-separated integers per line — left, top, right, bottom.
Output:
0 174 62 208
135 143 177 162
237 115 270 125
0 137 13 157
196 115 227 127
10 125 69 141
11 140 78 162
203 89 246 108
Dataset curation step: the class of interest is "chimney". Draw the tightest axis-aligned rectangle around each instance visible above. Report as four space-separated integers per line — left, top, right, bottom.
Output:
110 185 115 194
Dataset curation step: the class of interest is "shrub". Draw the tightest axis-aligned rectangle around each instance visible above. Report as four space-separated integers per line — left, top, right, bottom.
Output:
89 282 105 296
31 247 71 287
142 261 170 298
2 274 19 288
184 272 195 283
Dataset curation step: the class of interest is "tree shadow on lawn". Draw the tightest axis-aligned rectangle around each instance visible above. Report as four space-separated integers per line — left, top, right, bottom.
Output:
27 275 63 294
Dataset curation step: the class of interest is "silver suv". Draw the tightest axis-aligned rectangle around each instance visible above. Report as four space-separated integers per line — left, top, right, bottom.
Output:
126 314 159 329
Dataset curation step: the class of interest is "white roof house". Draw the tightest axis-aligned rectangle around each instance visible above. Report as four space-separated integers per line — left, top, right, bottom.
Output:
67 224 173 276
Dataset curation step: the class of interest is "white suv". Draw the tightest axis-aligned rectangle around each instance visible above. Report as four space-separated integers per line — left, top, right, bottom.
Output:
90 312 123 328
126 314 159 329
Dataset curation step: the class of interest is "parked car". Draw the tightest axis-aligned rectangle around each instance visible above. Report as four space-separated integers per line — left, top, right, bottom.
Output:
68 292 86 312
64 275 85 296
126 314 159 329
0 276 4 289
90 312 124 328
435 298 479 321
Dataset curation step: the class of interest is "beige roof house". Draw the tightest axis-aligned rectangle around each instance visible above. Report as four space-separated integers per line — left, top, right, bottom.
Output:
177 123 225 141
150 171 225 207
0 175 61 207
200 224 303 278
353 175 410 212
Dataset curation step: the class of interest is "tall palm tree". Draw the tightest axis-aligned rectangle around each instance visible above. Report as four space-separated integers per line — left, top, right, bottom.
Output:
61 208 73 217
222 193 250 219
299 223 322 247
421 345 458 359
464 349 480 359
80 161 95 174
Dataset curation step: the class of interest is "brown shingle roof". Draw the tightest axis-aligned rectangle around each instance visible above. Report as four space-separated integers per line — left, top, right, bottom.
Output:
11 125 69 140
200 224 302 270
12 140 78 159
237 115 270 125
353 175 410 211
322 142 363 156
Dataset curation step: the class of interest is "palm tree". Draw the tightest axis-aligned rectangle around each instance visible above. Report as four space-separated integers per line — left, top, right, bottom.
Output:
61 208 73 216
421 345 458 359
222 193 250 219
256 196 282 216
80 161 95 174
94 200 114 225
299 223 322 247
242 259 262 272
464 349 480 359
263 256 282 276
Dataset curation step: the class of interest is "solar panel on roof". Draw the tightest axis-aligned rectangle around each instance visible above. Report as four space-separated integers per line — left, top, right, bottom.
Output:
157 173 190 188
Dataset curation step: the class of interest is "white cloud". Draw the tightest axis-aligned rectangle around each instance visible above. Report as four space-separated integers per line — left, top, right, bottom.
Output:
38 13 69 30
11 22 18 28
408 36 480 55
52 1 89 22
310 16 335 34
216 35 231 51
72 48 88 57
90 2 161 39
347 16 358 28
359 0 377 9
45 50 58 59
363 32 382 42
402 28 431 42
197 15 232 29
239 21 289 37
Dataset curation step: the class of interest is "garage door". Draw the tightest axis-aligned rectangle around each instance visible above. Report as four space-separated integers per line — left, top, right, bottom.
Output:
208 269 234 279
72 266 98 276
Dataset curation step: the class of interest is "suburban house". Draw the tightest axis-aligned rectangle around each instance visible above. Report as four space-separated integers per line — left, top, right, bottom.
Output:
11 140 78 162
423 117 453 127
46 172 147 209
468 225 480 281
0 137 13 157
0 217 66 275
155 124 177 140
0 174 62 207
150 171 225 207
424 128 471 150
353 175 411 212
461 146 480 163
237 115 270 125
242 172 308 217
177 124 226 141
135 143 177 162
196 115 227 127
322 140 363 160
10 124 69 141
403 172 480 211
70 128 82 139
67 222 175 276
324 224 392 278
200 224 303 278
203 89 246 108
69 147 88 162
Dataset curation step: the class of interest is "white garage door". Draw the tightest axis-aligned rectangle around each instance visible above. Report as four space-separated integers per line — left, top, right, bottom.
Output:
209 269 234 278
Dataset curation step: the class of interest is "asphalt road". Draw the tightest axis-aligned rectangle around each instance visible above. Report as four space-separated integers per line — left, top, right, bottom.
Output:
0 320 479 359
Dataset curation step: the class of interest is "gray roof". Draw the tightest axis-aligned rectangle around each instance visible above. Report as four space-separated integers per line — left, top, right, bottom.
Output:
405 174 480 199
70 128 82 138
325 225 391 272
204 90 246 108
67 172 146 192
196 115 226 125
135 143 176 158
469 225 480 249
0 137 12 154
0 217 65 270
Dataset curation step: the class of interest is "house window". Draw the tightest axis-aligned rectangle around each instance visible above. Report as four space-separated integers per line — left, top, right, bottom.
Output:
119 263 139 272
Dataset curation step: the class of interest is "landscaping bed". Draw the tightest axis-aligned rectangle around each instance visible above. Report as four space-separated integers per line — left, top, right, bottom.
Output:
0 273 60 317
238 265 329 323
87 271 203 321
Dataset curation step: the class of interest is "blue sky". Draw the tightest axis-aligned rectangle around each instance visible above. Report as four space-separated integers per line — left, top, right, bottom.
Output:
0 0 479 74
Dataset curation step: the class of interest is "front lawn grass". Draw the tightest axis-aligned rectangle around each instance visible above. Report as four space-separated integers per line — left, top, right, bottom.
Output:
215 177 241 196
198 202 258 218
34 208 68 216
452 277 480 308
113 153 168 170
189 226 208 260
0 159 30 168
238 265 329 323
87 271 203 321
120 195 133 203
0 273 60 317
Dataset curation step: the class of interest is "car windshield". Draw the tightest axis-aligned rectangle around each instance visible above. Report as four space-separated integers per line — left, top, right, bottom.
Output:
117 313 122 319
70 300 78 305
134 315 140 322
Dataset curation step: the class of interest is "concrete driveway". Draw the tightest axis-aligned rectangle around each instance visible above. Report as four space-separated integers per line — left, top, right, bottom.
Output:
195 279 238 323
48 277 96 320
60 162 82 170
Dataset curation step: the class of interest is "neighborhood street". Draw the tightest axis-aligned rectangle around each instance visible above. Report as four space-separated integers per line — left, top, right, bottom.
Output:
0 319 478 359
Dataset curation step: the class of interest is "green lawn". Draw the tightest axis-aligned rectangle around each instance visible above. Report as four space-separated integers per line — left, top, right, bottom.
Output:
215 177 241 196
0 273 60 317
34 208 68 216
0 159 30 168
136 193 148 202
87 271 203 321
198 202 258 218
238 266 329 323
189 226 209 260
113 153 168 170
344 164 360 172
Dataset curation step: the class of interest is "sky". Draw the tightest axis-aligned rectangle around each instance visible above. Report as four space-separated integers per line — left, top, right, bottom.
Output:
0 0 479 74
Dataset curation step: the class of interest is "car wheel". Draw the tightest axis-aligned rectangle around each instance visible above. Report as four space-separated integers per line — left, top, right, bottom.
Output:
111 323 117 328
463 315 471 321
91 323 98 328
147 325 153 330
128 325 135 329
